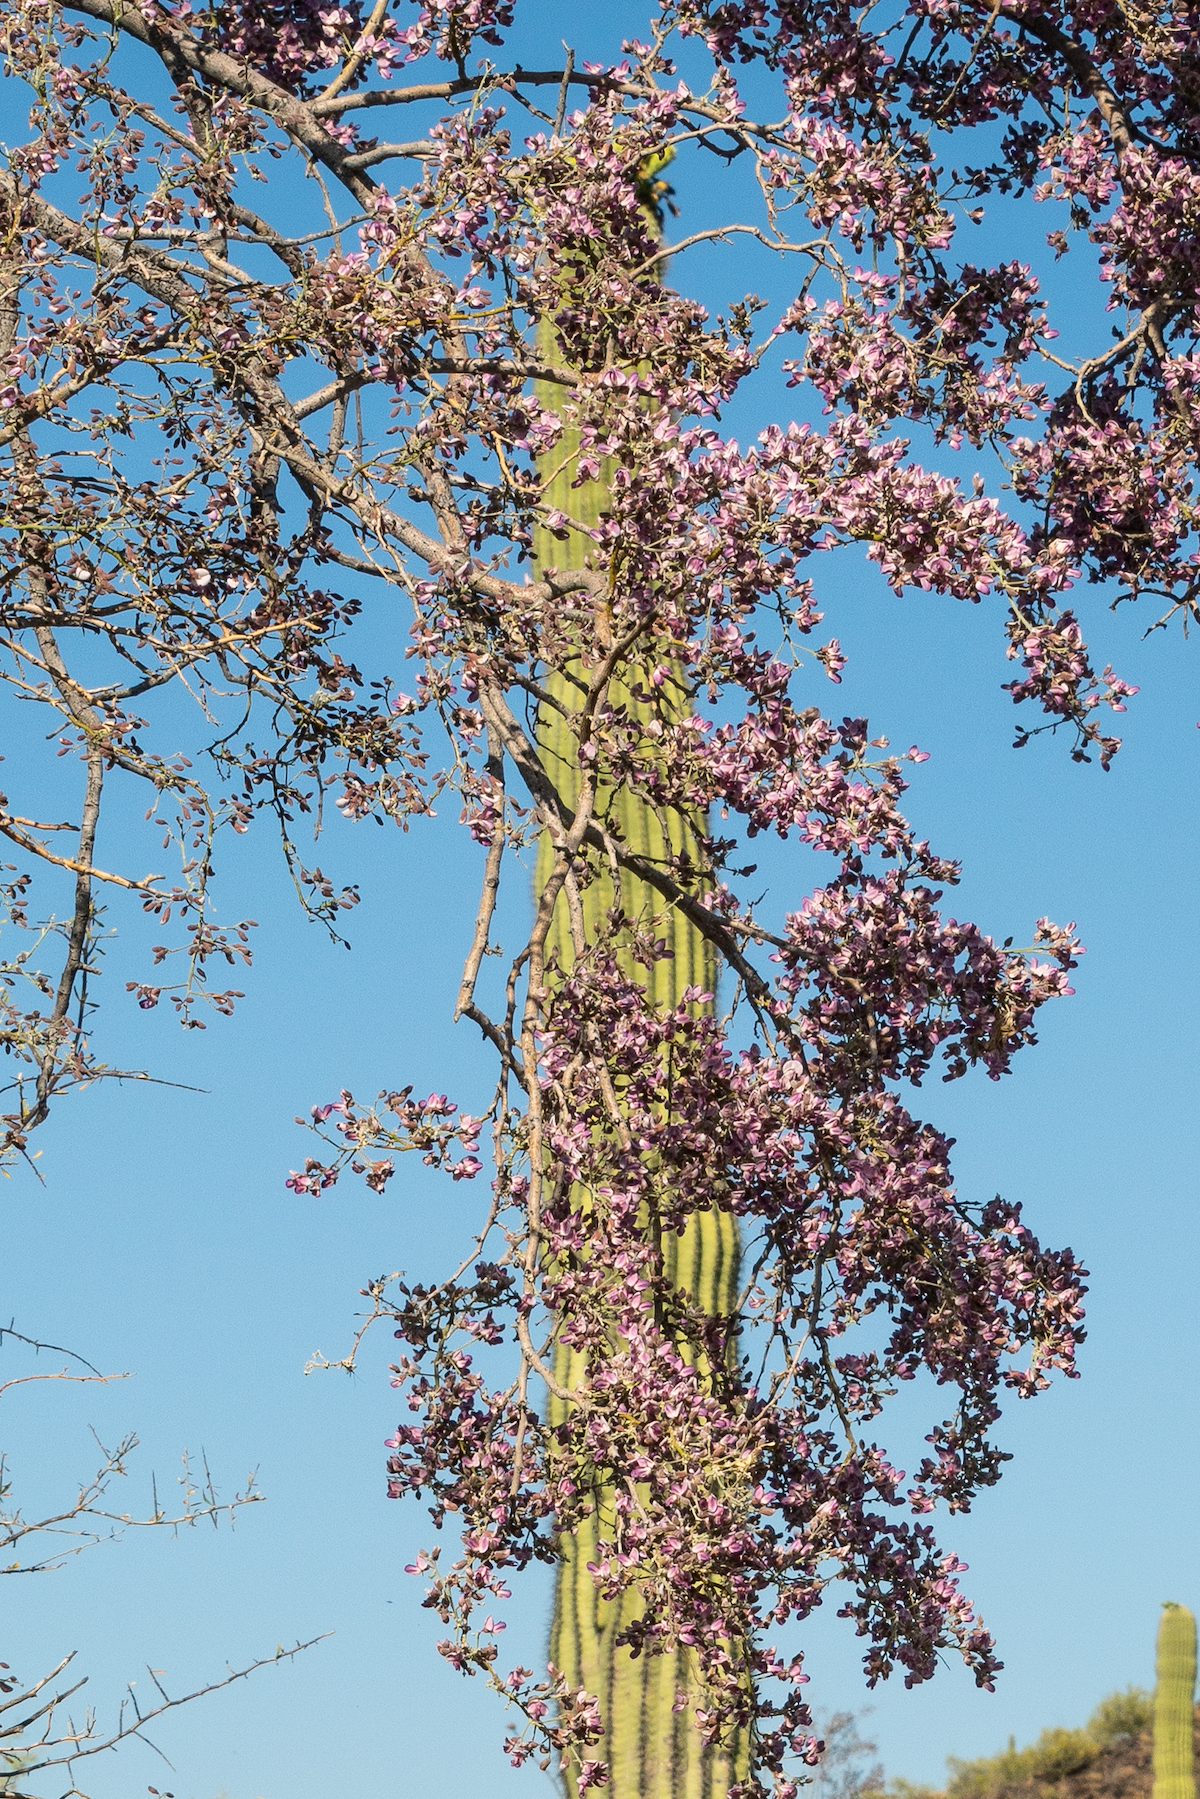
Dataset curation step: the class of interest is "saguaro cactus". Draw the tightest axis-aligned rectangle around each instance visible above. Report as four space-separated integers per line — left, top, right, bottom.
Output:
534 249 747 1794
1153 1604 1197 1799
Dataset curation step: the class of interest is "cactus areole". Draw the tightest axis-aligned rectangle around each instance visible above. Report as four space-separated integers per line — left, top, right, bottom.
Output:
1154 1606 1198 1799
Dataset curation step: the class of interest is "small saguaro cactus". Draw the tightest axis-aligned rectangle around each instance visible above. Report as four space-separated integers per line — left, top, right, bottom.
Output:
1153 1603 1197 1799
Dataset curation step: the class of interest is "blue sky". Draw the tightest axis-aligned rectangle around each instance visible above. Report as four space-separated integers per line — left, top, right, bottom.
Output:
4 4 1199 1797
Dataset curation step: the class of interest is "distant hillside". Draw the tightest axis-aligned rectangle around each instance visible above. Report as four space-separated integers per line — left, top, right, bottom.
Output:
948 1712 1200 1799
890 1693 1200 1799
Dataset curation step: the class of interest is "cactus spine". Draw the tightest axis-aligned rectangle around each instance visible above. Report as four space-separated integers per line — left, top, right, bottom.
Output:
1154 1604 1197 1799
534 306 746 1792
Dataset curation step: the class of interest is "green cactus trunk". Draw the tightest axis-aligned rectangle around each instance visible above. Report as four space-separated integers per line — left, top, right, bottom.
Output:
534 335 747 1796
1154 1605 1197 1799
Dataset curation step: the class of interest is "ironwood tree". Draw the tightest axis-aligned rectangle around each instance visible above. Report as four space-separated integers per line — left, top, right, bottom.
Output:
2 2 1193 1794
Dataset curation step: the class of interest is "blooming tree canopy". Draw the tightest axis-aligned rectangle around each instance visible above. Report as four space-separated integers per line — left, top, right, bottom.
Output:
1 0 1192 1793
